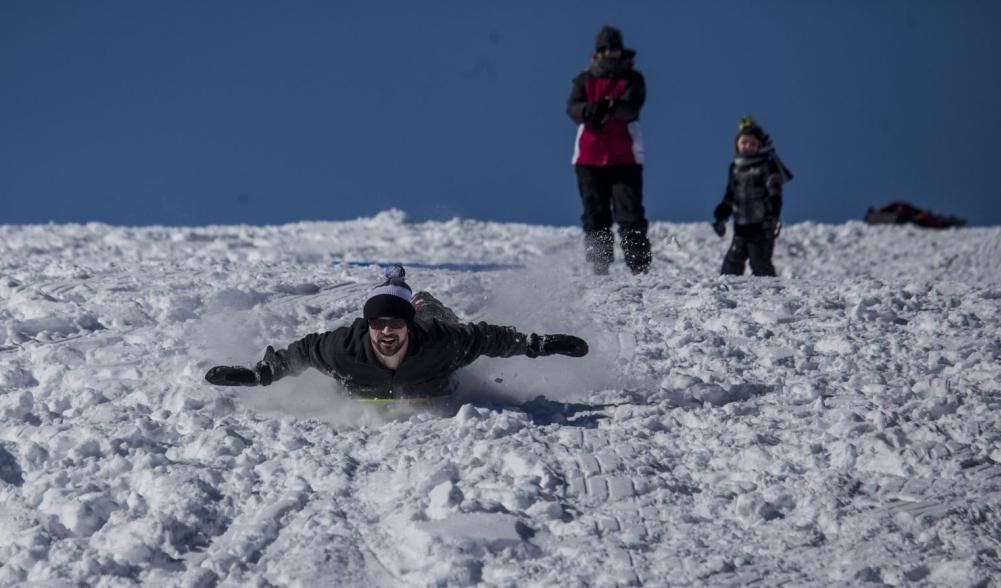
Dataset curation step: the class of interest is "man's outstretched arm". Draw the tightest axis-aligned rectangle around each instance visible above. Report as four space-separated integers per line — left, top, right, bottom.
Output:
205 332 337 386
447 322 588 370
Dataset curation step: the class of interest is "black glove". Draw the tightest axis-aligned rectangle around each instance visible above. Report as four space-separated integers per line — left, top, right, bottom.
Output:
712 220 726 238
253 345 281 386
583 98 612 128
526 334 589 358
204 345 281 387
205 365 259 386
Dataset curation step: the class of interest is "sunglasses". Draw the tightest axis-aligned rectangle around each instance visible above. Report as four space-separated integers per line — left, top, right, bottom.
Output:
367 317 407 330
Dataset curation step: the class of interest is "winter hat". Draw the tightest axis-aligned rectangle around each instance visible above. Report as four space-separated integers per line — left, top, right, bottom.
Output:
594 25 637 58
735 115 768 150
363 265 415 322
595 26 624 51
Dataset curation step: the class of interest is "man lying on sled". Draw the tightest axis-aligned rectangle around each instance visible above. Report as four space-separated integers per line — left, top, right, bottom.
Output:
205 266 588 400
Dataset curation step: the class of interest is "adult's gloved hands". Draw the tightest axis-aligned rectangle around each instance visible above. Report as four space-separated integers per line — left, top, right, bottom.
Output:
583 98 612 128
526 334 589 358
712 220 727 238
204 365 259 386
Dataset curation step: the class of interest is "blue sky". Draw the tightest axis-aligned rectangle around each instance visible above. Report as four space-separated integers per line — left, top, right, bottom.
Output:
2 1 999 227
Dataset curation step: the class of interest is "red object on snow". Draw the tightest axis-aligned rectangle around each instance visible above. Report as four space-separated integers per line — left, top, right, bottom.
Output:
864 201 966 229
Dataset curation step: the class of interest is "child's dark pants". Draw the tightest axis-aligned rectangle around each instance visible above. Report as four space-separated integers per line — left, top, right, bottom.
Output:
722 223 776 277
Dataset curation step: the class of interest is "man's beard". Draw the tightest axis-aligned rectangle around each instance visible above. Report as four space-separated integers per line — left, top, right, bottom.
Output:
373 332 406 357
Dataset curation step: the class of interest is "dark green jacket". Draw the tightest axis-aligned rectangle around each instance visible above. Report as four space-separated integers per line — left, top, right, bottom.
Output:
268 318 529 399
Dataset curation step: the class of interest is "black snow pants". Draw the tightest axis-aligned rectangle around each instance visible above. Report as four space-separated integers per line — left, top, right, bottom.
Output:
575 164 652 274
722 222 776 277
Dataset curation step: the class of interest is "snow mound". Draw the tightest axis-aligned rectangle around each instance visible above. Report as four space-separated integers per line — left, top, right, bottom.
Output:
1 216 999 586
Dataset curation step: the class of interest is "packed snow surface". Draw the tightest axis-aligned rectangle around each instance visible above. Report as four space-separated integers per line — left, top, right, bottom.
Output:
2 210 1000 586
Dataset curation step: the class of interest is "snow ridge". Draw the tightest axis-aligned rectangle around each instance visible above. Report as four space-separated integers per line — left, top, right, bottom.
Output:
1 216 999 586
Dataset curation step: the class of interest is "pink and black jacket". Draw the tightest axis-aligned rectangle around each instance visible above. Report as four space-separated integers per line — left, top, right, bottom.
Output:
567 62 646 166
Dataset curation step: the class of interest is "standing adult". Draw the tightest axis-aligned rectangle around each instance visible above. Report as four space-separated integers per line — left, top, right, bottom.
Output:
567 25 651 275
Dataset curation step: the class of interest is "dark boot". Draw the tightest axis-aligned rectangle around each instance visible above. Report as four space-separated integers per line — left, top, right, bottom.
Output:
413 291 460 323
584 229 614 275
620 226 652 274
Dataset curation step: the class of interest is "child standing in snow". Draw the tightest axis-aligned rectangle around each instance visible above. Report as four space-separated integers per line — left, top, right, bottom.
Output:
711 116 793 277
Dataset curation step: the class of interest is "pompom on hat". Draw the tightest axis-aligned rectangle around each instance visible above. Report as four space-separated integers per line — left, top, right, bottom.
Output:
735 115 769 150
363 265 415 322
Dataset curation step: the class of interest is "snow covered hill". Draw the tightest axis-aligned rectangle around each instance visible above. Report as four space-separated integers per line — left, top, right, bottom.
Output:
2 210 999 586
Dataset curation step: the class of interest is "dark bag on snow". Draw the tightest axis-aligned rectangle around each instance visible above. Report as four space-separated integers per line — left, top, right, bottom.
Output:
864 201 966 229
